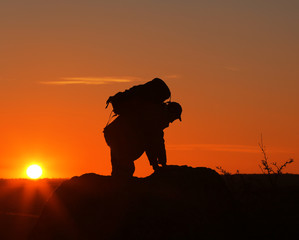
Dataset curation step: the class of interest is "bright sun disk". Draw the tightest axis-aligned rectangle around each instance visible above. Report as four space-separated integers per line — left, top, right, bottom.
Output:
26 164 43 179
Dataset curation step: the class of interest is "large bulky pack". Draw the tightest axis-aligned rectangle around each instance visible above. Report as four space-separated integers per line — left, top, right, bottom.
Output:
105 78 171 116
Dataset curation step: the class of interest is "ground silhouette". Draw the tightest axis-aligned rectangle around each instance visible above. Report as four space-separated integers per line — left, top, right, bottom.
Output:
1 168 298 239
30 165 242 240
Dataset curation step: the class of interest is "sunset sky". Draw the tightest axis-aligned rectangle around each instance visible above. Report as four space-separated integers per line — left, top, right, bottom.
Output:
1 0 298 178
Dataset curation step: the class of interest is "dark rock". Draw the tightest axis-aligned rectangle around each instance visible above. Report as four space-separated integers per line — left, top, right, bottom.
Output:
30 166 239 240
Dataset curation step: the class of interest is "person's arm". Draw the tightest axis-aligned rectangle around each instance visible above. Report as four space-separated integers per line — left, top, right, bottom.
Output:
145 131 167 170
157 140 167 167
145 148 159 171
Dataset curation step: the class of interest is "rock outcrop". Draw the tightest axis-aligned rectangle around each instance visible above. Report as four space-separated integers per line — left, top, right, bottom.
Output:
30 166 238 240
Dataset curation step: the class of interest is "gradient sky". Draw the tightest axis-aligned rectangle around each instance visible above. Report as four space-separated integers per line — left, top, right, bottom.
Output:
1 0 298 178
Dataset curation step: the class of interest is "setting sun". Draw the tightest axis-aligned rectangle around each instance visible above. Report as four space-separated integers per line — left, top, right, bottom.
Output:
26 165 43 179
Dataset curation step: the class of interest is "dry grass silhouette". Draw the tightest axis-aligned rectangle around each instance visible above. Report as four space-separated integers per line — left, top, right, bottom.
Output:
258 134 294 174
215 166 232 175
258 134 294 186
216 135 294 179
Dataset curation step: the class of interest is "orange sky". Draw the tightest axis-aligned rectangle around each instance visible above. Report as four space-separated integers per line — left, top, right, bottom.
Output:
1 1 298 178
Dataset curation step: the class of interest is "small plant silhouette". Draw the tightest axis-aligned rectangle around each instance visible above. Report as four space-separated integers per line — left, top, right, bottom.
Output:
216 166 231 175
258 134 294 186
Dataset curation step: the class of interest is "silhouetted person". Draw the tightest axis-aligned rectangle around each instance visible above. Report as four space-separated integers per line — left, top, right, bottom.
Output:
104 101 182 178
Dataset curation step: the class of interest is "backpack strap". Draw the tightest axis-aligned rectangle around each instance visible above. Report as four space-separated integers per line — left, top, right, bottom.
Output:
105 110 117 127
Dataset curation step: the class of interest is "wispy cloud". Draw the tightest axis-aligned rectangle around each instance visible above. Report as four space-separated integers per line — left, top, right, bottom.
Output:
167 144 260 153
40 76 140 85
167 143 294 154
224 66 240 72
164 74 180 79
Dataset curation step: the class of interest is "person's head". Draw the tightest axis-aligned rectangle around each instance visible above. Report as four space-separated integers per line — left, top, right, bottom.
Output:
166 102 182 123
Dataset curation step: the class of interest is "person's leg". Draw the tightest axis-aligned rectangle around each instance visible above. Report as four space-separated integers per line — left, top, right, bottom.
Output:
111 150 135 178
111 151 119 177
127 160 135 177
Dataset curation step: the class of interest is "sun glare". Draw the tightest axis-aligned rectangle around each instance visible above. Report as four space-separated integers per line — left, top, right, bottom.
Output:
26 164 43 179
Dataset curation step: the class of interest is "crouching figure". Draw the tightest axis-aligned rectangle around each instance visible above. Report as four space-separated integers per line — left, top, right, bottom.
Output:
104 101 182 178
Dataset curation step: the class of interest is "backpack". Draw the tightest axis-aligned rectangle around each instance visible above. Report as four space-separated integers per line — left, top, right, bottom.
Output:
105 78 171 116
